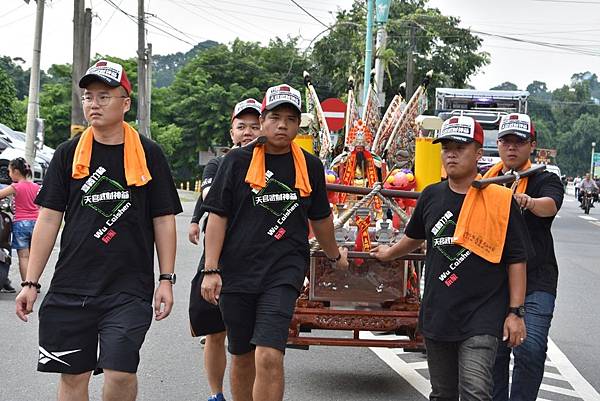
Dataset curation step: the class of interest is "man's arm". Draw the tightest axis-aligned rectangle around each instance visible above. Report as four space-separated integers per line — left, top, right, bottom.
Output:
15 207 63 322
503 261 526 348
370 235 424 262
513 194 558 218
200 213 227 305
188 188 211 245
153 214 176 321
310 215 349 269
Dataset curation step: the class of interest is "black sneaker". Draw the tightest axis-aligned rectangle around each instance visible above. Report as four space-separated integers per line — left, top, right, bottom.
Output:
1 282 16 293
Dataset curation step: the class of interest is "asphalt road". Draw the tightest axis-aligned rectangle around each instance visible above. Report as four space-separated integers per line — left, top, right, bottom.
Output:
0 190 598 401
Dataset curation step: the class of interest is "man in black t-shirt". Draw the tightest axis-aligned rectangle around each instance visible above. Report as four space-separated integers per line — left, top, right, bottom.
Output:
489 114 564 401
371 116 529 401
201 84 348 401
188 98 261 401
15 60 182 401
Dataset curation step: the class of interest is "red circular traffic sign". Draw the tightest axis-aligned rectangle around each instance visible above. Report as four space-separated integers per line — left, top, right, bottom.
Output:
321 98 346 132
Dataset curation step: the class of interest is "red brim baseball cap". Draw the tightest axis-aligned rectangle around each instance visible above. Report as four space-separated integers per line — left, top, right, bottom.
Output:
79 60 132 95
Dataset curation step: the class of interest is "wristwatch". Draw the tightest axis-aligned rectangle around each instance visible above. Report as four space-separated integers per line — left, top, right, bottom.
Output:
159 273 176 285
508 305 526 318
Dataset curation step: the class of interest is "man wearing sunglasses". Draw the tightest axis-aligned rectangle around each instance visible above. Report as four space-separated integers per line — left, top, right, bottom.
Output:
487 113 564 401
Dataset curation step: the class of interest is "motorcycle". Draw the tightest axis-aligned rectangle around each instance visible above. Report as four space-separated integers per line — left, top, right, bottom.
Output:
0 196 12 291
581 188 596 215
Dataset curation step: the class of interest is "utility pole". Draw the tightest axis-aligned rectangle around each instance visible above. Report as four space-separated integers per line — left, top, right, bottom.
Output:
137 0 149 137
71 0 85 136
373 0 391 108
146 42 152 138
362 0 374 105
25 0 45 165
405 22 417 99
83 8 92 68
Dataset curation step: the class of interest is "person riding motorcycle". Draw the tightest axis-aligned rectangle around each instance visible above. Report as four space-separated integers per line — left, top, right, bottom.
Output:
578 173 599 207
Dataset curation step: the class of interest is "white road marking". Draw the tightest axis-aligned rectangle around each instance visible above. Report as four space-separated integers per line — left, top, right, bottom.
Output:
361 332 430 398
365 332 599 401
546 337 600 401
578 216 598 221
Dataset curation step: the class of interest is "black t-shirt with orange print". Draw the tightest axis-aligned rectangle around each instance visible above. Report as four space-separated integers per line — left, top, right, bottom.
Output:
35 135 182 301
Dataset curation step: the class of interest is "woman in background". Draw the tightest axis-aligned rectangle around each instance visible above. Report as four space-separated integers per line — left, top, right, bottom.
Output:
0 157 40 281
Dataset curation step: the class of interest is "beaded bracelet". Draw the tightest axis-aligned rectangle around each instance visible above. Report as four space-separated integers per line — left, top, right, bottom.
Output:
21 281 41 289
200 268 222 275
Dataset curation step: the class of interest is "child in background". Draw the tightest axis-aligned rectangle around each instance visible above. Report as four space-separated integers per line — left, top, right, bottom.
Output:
0 158 40 281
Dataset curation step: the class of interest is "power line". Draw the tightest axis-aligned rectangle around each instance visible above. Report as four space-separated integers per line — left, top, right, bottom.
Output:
148 13 200 42
103 0 195 46
289 0 329 28
0 11 35 28
94 0 125 40
199 0 282 37
203 0 333 18
0 3 26 19
529 98 600 106
471 29 600 57
532 0 600 4
167 0 264 41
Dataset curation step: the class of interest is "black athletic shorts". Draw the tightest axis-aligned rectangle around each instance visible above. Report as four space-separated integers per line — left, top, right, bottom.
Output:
38 292 153 375
189 268 225 336
219 285 299 355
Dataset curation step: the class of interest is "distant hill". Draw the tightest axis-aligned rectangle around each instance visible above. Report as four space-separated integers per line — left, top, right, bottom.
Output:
152 40 219 88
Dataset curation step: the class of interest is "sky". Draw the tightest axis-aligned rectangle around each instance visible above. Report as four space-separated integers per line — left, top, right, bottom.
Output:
1 0 599 92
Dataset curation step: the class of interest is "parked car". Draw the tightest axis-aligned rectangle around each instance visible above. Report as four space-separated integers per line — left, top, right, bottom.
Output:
0 122 53 184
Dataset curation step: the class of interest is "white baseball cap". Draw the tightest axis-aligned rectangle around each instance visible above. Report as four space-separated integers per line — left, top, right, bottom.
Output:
231 98 261 121
261 84 302 114
498 113 535 140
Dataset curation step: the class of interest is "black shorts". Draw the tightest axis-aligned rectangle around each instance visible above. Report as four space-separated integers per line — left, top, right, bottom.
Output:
219 285 299 355
189 268 225 336
38 292 153 375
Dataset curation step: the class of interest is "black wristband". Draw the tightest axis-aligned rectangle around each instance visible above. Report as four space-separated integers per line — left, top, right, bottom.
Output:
200 268 222 275
21 281 41 289
327 253 342 264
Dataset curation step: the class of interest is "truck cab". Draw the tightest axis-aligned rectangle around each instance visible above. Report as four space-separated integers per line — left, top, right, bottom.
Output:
435 88 530 169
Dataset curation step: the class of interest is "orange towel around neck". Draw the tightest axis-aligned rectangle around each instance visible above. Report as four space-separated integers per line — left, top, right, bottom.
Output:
245 142 312 197
483 160 532 194
453 176 513 264
72 122 152 186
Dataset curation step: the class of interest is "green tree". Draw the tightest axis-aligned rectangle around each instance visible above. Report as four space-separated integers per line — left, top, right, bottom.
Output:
39 64 72 147
490 81 518 91
555 113 600 176
0 56 30 100
526 80 549 98
0 67 20 128
526 80 556 148
310 0 490 106
153 40 218 88
165 38 311 180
